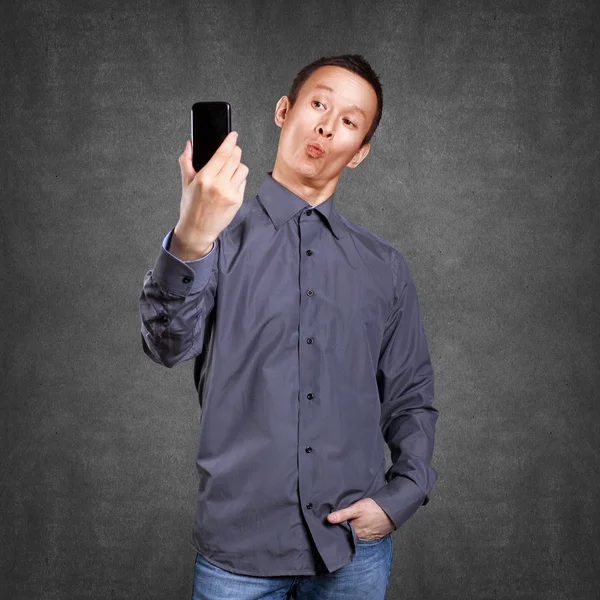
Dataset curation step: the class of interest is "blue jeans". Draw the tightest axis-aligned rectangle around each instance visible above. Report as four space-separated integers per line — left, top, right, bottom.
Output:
191 533 393 600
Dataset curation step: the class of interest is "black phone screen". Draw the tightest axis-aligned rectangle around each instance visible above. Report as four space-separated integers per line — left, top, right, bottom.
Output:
191 102 232 172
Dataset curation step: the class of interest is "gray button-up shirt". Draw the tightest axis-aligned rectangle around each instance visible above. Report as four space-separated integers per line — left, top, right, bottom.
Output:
138 171 439 576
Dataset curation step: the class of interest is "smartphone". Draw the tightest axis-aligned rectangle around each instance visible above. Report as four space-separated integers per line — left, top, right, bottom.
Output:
191 102 232 172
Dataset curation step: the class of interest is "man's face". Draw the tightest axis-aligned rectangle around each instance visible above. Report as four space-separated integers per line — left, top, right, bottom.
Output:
274 65 378 182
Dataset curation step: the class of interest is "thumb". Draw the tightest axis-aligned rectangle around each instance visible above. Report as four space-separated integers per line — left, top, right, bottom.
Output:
179 139 196 189
328 507 352 523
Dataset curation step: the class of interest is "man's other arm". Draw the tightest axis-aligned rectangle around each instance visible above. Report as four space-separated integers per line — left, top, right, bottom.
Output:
369 251 440 530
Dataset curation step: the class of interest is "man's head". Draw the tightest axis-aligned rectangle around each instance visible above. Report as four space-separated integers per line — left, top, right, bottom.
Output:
272 54 383 198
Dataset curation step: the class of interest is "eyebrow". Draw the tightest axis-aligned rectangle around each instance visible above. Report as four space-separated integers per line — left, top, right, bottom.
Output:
312 84 368 119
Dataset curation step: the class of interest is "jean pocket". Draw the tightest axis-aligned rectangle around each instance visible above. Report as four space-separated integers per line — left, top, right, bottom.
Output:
357 534 388 544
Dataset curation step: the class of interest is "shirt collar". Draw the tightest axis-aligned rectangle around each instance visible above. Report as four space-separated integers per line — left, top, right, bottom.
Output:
257 171 346 240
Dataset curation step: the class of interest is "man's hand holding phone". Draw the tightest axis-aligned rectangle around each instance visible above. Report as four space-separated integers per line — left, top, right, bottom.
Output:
171 131 248 261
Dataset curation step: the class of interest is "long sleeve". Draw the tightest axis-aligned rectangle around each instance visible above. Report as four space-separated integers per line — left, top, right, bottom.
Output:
369 252 439 530
139 228 218 368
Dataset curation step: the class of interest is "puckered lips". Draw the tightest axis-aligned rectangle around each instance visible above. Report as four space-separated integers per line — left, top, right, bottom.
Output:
306 142 324 157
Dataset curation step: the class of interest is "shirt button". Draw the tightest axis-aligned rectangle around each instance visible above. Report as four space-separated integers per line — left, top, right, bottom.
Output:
306 502 313 509
182 275 192 283
306 249 313 256
307 337 313 344
159 315 169 324
305 209 313 216
305 446 312 453
307 393 314 400
306 289 313 296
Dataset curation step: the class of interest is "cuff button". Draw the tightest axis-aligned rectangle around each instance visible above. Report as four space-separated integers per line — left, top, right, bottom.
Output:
182 276 192 283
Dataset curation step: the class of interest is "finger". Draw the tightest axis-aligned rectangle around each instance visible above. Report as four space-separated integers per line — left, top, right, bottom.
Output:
231 161 249 190
201 131 239 178
218 145 242 182
179 140 196 189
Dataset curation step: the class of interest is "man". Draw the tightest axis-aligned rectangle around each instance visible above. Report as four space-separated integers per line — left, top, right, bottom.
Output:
139 54 439 600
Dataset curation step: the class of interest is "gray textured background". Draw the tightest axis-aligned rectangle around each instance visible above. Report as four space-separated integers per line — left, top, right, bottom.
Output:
1 0 599 598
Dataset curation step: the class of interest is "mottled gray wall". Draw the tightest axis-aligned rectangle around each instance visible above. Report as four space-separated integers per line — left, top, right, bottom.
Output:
1 0 598 598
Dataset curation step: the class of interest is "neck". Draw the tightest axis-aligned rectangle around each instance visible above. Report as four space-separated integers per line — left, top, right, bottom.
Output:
271 161 338 207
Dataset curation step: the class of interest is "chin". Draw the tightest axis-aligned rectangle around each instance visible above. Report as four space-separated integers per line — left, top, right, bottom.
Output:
285 151 313 172
294 159 319 177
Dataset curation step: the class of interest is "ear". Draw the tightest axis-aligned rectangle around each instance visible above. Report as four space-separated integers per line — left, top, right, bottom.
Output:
346 143 371 169
274 96 289 129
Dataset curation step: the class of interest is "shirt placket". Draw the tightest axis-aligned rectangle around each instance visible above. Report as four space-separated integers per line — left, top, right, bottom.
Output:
297 207 322 543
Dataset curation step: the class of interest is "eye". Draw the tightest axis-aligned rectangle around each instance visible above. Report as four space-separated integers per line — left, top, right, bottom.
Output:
312 101 356 128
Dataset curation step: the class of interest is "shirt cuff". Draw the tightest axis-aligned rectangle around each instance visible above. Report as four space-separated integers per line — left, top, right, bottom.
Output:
369 475 430 531
161 229 214 262
151 228 217 296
